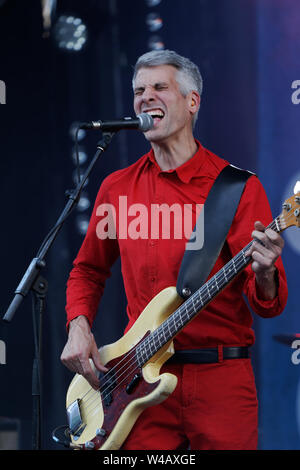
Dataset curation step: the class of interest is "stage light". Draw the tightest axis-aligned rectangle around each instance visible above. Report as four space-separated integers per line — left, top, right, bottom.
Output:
146 12 163 32
76 192 91 212
72 169 89 187
41 0 57 37
53 15 87 52
69 122 86 142
76 215 89 235
145 0 162 6
71 146 87 165
148 35 165 51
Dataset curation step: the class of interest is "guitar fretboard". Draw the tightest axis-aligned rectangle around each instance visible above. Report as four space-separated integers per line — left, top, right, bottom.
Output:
136 216 281 367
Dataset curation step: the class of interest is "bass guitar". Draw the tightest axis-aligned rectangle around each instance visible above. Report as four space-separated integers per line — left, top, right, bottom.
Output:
63 191 300 450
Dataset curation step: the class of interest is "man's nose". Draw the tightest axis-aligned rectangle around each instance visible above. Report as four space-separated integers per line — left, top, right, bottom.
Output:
142 86 155 103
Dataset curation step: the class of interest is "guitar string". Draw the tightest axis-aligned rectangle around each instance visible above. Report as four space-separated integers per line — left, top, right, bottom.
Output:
78 216 292 422
80 214 289 419
79 215 285 417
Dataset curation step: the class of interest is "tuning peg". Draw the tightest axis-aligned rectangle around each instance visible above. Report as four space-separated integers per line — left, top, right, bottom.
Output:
282 202 292 211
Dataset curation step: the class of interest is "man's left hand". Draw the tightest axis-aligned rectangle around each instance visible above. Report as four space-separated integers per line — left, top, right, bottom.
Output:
245 220 284 300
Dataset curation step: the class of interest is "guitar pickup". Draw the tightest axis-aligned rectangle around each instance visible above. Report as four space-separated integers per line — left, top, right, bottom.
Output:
99 370 116 407
126 373 141 394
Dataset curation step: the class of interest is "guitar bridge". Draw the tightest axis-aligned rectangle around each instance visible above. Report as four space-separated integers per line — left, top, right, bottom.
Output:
66 399 86 440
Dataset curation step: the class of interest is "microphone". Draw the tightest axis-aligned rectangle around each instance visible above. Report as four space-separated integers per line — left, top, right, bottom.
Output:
79 113 154 132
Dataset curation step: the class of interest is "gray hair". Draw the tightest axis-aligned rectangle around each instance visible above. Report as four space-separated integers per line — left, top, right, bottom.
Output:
132 50 203 128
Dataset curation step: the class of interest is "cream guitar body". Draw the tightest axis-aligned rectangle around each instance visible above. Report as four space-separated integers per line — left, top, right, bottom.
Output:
66 286 183 450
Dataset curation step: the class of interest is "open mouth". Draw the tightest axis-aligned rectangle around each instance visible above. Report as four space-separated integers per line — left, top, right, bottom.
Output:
144 108 165 124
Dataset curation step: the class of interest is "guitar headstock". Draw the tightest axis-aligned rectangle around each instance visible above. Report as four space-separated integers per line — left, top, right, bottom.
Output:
279 185 300 231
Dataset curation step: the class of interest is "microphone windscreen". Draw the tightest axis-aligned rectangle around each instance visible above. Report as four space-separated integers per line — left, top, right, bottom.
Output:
138 113 154 132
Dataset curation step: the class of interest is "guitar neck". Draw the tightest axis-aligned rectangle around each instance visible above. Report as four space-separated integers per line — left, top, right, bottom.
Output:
136 215 282 366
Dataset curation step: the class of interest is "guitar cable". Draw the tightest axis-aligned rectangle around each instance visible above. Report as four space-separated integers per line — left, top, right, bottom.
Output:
52 424 83 449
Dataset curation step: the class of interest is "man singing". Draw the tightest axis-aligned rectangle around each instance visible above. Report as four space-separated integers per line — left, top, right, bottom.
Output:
61 50 288 450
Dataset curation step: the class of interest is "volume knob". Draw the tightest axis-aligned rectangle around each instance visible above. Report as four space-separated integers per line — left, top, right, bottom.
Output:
85 441 95 449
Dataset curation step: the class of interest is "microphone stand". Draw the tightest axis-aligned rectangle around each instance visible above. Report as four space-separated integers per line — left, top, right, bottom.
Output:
2 131 115 450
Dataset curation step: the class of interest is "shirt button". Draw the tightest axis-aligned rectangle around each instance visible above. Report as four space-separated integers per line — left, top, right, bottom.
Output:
151 277 156 282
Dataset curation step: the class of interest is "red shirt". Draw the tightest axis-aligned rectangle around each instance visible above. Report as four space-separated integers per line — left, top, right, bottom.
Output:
65 141 288 349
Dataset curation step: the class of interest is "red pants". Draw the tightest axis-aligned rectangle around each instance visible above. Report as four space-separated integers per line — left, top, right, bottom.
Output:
122 359 258 450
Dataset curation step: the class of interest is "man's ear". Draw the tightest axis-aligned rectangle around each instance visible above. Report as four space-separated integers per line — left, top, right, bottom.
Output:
188 90 201 116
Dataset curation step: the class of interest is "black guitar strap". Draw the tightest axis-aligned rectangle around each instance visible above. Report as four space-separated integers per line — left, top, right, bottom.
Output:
176 164 254 298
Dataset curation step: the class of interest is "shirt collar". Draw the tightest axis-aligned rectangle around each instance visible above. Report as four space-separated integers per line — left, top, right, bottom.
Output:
147 139 206 184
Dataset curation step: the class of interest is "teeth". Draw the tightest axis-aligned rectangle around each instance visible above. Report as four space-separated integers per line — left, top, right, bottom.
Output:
146 109 164 118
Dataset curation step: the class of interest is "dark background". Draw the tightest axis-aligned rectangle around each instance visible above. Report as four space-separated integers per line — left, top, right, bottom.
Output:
0 0 299 450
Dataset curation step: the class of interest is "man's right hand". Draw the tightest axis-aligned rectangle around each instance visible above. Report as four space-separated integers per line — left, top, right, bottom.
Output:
60 315 108 390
